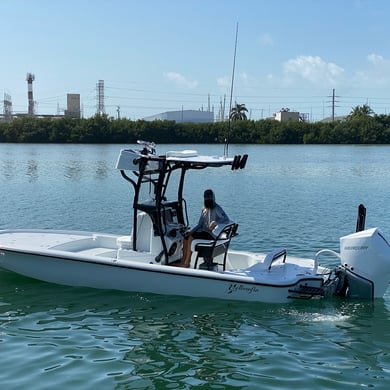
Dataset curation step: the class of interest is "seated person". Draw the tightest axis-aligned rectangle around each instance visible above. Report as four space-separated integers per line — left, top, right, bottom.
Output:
181 189 231 267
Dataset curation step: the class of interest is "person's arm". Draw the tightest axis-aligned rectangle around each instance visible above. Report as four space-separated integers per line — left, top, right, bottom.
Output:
210 205 232 236
215 205 230 225
188 210 205 234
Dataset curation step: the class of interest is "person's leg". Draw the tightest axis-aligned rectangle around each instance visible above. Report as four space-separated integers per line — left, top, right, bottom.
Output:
181 235 193 267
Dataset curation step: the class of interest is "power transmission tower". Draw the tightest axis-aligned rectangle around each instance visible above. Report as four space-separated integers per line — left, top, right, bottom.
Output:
96 80 105 115
328 88 340 121
3 93 12 121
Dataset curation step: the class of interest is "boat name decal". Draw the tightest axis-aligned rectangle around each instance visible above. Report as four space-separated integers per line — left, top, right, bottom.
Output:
227 283 259 295
344 245 368 251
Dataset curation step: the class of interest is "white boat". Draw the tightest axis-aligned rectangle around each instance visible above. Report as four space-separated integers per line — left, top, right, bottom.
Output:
1 141 390 303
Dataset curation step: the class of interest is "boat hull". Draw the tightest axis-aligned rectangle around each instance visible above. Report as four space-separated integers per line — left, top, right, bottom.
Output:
0 247 324 303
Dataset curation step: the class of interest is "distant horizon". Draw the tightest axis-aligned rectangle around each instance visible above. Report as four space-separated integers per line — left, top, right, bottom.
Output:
2 0 390 122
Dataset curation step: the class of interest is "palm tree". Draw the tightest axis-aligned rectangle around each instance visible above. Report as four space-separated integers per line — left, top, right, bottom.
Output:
229 103 248 121
348 104 374 120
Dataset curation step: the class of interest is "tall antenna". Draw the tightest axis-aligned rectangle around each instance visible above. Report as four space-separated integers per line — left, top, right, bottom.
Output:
225 23 239 157
26 73 35 116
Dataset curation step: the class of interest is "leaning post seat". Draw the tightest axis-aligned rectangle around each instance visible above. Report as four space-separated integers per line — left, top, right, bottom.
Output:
193 223 238 271
117 212 158 253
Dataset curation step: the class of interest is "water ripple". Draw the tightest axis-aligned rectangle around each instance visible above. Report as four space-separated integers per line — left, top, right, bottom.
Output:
1 144 390 388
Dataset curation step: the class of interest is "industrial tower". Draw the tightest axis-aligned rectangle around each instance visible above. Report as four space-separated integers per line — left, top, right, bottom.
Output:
3 93 12 121
26 73 35 116
96 80 105 115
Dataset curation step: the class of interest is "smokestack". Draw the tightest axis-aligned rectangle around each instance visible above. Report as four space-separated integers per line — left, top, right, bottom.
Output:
26 73 35 116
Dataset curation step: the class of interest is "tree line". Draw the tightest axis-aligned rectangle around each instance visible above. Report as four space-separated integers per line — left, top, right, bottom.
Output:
1 107 390 144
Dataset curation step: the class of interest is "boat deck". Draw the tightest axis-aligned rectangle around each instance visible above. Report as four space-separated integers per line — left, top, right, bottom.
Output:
0 229 117 251
0 229 324 284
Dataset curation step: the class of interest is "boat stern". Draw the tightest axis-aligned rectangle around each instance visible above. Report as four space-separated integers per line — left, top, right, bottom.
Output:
339 228 390 298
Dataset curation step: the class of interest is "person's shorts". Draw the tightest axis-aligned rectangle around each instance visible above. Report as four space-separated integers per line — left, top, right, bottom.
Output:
192 231 214 240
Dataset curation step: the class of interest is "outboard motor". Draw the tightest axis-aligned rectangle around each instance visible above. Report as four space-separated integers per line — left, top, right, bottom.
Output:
339 228 390 299
356 204 366 232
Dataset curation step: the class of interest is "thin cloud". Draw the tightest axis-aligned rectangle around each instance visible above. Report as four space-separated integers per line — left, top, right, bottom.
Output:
282 55 344 86
217 72 249 89
217 75 230 88
163 72 198 88
239 72 248 82
259 33 274 46
354 53 390 87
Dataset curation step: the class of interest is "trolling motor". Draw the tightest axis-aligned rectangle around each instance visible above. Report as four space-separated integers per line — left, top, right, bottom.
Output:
356 204 366 232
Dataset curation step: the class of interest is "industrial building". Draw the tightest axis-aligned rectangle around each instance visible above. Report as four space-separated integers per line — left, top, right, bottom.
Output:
274 109 300 122
65 94 81 118
1 74 81 121
143 109 214 123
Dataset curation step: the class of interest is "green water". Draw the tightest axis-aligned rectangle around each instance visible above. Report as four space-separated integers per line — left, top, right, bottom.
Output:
1 143 390 388
1 276 389 389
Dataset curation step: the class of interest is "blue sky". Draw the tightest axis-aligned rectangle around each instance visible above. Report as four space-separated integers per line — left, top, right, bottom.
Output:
1 0 390 121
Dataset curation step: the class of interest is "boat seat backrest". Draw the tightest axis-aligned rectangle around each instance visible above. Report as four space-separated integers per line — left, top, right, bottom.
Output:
247 247 287 272
194 223 238 271
134 212 154 252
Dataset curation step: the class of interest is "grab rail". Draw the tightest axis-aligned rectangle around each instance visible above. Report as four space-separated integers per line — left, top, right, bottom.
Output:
314 249 341 274
264 248 287 271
